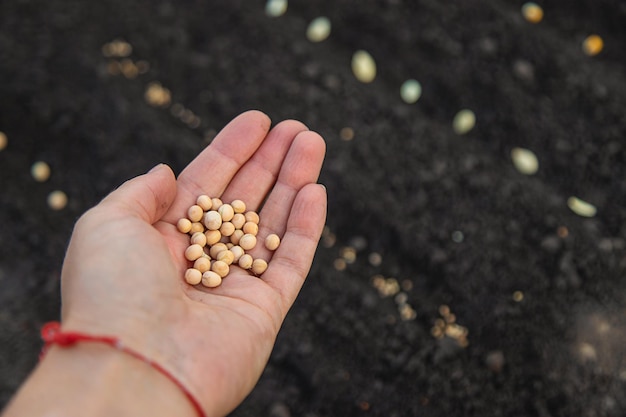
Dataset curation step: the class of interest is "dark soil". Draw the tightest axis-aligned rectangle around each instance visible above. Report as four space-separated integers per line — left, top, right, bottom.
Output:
2 1 626 416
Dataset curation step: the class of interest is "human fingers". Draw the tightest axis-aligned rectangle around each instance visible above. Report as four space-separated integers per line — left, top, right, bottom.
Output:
163 110 271 223
220 119 309 209
261 183 327 315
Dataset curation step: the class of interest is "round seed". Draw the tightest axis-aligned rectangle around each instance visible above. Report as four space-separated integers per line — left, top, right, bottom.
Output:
209 242 228 259
211 198 223 210
265 0 287 17
583 34 604 56
245 211 260 224
190 231 207 247
184 268 202 285
231 213 246 229
187 205 204 222
231 199 246 214
230 229 244 245
238 254 253 269
31 161 51 182
201 270 222 288
196 195 213 211
177 218 192 234
521 2 543 24
306 16 331 43
230 245 244 262
0 132 7 151
352 50 377 83
189 222 205 234
47 190 68 211
204 211 222 230
453 109 476 135
220 221 235 236
243 221 259 236
193 257 211 273
511 147 539 175
211 260 230 278
204 229 222 246
265 234 281 251
239 234 257 250
252 259 268 275
185 244 204 261
400 79 422 104
218 204 235 222
217 250 235 265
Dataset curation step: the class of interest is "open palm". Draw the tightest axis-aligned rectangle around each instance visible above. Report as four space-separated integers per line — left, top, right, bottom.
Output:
59 111 327 416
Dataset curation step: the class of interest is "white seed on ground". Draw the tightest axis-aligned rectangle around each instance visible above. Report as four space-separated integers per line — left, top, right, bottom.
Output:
265 0 287 17
201 270 222 288
231 213 246 229
185 244 204 261
306 16 331 43
47 190 68 210
238 254 253 269
218 204 234 222
567 196 597 218
209 242 228 259
211 260 229 278
204 229 222 246
196 195 212 211
244 211 260 224
511 147 539 175
231 199 246 214
230 245 244 262
31 161 51 182
400 79 422 104
243 221 259 236
220 221 235 236
189 222 205 234
204 211 222 230
265 234 281 251
190 232 207 247
239 234 257 251
217 250 235 265
211 198 223 210
184 268 202 285
453 109 476 135
187 205 204 222
252 259 268 275
177 218 192 234
193 257 211 273
352 50 376 84
230 229 244 245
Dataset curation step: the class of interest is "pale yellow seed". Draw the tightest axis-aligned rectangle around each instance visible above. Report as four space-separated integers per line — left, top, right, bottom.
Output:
190 232 207 247
204 229 222 246
185 244 204 261
184 268 202 285
201 270 222 288
218 204 235 222
511 147 539 175
204 211 222 230
220 221 235 237
196 195 213 211
453 109 476 135
265 234 281 251
265 0 287 17
244 211 260 224
243 221 259 236
239 234 257 251
31 161 51 182
352 50 377 83
177 218 192 234
230 245 244 262
306 16 331 43
252 259 268 275
230 229 244 245
209 242 228 259
187 205 204 222
189 222 205 234
47 190 68 210
0 132 7 151
211 198 223 210
238 254 253 269
231 213 246 229
567 196 597 218
211 260 230 278
231 199 246 214
217 250 235 265
226 243 234 249
193 257 211 273
400 79 422 104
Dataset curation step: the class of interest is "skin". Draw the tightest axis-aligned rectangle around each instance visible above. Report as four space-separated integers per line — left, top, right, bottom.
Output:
2 110 327 417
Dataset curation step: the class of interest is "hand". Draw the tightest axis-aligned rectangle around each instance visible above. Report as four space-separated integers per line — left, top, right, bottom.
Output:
56 110 327 416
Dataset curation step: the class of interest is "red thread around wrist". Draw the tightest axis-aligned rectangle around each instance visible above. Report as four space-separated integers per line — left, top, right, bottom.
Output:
40 321 206 417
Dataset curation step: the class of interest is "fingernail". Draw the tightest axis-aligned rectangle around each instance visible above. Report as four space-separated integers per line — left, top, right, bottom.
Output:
148 163 165 173
319 183 327 191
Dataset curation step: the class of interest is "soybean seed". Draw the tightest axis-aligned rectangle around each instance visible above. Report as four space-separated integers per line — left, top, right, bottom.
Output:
230 245 244 262
187 205 204 222
211 260 230 278
211 198 223 210
185 268 202 285
239 234 257 251
193 257 211 273
238 254 253 269
218 204 235 222
185 244 205 261
47 190 68 210
196 195 213 211
191 231 207 247
204 229 222 246
244 211 260 224
190 222 205 234
217 250 235 265
231 199 246 214
204 211 222 230
231 213 246 229
265 234 281 251
31 161 51 182
177 218 192 233
201 270 222 288
220 221 235 236
230 229 244 245
243 221 259 236
252 259 268 275
209 242 228 259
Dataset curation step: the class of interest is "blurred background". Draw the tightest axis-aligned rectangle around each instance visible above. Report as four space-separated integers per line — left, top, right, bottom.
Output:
2 0 626 415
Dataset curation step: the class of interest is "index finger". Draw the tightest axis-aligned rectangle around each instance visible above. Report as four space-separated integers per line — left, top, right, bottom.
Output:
163 110 271 223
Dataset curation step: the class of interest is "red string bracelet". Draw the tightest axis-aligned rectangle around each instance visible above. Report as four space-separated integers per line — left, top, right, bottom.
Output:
40 321 206 417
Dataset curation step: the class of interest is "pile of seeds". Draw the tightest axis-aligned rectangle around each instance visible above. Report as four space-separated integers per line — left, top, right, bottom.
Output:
177 195 280 288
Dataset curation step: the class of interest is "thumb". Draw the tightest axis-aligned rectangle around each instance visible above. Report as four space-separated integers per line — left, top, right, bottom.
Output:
100 164 178 224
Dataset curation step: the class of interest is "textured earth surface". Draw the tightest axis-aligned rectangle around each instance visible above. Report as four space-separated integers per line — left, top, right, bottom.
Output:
2 1 626 416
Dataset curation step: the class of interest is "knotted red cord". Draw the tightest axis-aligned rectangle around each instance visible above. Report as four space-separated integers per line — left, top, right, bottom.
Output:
40 321 205 417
